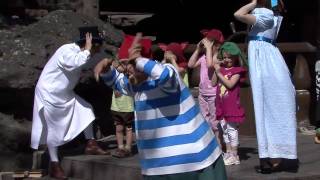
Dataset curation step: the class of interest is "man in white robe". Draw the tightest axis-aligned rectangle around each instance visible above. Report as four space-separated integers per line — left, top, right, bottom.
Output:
31 26 109 179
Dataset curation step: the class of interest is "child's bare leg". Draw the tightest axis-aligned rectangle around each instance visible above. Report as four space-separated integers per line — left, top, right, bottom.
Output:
225 143 232 153
125 126 133 152
229 125 239 156
231 146 238 156
115 124 124 149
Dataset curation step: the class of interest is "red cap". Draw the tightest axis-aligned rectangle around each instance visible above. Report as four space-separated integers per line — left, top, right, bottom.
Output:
118 34 152 59
200 28 224 44
158 42 188 69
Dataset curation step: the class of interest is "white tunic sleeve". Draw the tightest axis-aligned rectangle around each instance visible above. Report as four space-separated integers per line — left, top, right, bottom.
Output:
252 8 274 30
57 45 91 71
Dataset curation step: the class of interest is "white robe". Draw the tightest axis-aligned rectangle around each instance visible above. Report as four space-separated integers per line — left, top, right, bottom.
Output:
248 8 297 159
31 43 95 149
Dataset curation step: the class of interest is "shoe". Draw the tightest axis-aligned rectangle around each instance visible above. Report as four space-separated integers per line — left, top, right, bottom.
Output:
299 126 316 136
112 148 132 158
270 160 299 173
50 162 68 180
224 154 238 166
315 128 320 144
85 139 110 155
234 155 240 165
255 165 271 174
255 158 272 174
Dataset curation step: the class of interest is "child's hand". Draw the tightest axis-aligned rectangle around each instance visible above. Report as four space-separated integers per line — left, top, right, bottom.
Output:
164 51 177 64
213 61 221 72
114 90 122 98
196 39 205 50
202 38 214 50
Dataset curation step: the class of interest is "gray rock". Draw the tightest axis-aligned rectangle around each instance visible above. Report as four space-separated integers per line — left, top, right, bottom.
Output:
0 10 124 171
0 10 123 89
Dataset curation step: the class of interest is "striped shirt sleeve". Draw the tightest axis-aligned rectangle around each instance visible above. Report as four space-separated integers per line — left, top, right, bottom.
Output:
100 67 132 96
136 58 180 93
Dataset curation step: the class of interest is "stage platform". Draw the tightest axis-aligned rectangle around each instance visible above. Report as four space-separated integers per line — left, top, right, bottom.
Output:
1 134 318 180
61 134 320 180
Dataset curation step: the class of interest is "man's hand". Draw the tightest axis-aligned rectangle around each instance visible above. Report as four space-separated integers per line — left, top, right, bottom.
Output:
112 59 126 73
94 58 113 82
128 33 143 63
85 33 93 51
128 43 142 63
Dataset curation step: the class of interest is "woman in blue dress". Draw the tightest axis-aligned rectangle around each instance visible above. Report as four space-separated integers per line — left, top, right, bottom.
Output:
234 0 298 173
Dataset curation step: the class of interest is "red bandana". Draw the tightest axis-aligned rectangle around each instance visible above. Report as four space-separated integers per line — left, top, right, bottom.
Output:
158 42 188 69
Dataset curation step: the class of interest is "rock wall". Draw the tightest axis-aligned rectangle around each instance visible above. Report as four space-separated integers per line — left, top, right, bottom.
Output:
0 10 123 171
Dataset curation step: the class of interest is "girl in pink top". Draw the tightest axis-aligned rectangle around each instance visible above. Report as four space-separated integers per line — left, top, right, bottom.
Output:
188 28 225 147
211 42 246 166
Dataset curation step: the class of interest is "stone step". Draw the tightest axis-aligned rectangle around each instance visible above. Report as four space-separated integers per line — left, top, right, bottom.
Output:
61 153 142 180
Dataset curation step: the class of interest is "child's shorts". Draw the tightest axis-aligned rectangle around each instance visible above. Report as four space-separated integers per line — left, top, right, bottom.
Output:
111 110 134 129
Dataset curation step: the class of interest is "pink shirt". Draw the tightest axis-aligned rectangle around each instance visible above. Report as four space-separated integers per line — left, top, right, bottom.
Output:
216 67 246 123
199 55 217 96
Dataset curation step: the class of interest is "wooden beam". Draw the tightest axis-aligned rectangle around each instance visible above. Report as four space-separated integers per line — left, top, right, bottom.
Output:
151 42 317 54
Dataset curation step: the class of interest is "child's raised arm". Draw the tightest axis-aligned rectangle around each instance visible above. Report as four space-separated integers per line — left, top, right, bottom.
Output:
202 38 214 68
188 40 203 68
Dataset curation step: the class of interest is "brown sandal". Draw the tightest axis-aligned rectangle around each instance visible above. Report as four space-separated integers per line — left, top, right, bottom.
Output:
112 148 132 158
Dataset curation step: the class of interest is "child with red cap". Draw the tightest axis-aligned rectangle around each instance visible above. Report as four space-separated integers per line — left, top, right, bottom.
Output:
159 42 189 86
188 28 225 148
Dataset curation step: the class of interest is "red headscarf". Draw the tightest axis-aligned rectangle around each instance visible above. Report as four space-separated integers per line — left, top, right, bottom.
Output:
158 42 188 69
118 34 152 59
200 28 224 44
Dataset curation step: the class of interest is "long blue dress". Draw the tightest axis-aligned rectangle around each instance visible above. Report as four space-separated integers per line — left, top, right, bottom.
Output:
248 8 297 159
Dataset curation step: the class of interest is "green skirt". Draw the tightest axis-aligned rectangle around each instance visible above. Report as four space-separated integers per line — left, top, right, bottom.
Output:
143 155 227 180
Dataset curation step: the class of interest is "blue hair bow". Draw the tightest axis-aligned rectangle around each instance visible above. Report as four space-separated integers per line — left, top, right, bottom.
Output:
271 0 278 7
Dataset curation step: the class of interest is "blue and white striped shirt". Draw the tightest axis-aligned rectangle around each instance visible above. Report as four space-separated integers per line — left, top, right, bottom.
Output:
101 57 221 175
